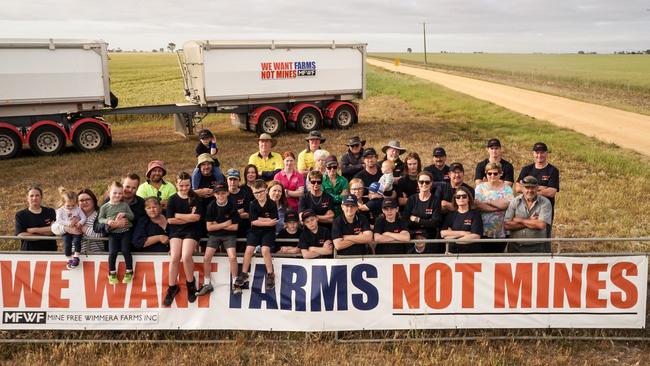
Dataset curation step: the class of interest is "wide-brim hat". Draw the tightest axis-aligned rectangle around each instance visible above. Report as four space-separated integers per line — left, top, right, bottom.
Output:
146 160 166 178
196 153 215 169
305 130 326 143
345 136 366 147
381 140 407 155
258 133 277 147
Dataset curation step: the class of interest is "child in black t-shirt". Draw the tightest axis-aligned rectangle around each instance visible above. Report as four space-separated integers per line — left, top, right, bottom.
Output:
276 209 301 254
197 183 239 296
196 129 220 165
299 209 333 259
234 179 277 292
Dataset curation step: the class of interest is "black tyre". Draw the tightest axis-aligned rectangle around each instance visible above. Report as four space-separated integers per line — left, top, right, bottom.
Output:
0 129 21 160
73 124 107 152
332 105 357 129
29 125 66 156
297 108 322 133
256 110 284 136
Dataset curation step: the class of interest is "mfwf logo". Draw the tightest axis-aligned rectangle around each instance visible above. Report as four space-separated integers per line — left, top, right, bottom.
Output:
3 311 46 324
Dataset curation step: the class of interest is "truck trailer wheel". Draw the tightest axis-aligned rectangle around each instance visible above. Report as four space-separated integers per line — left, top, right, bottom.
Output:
0 129 21 159
73 124 106 152
29 125 65 156
256 110 284 136
297 108 322 133
332 105 357 129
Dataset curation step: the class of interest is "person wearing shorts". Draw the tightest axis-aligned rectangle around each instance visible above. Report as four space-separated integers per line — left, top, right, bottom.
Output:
197 183 240 296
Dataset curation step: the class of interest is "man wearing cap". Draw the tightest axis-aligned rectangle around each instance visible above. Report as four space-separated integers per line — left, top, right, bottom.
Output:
298 131 329 176
248 133 284 181
332 194 373 256
197 182 240 296
373 198 410 255
505 176 553 253
322 155 348 217
516 142 560 235
474 138 515 187
136 160 177 208
225 169 252 250
381 140 407 180
441 163 473 212
192 153 225 202
340 136 366 181
353 147 383 191
424 146 451 183
299 209 333 259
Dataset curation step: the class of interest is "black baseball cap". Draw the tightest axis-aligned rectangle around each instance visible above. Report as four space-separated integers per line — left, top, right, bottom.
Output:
301 209 317 221
487 138 501 148
362 147 377 158
382 198 398 209
198 129 213 139
432 147 446 156
532 142 548 152
341 194 358 206
212 182 227 193
285 210 299 222
449 162 464 172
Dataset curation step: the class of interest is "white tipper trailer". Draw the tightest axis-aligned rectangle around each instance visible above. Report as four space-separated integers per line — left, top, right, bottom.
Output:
0 39 114 158
177 40 366 136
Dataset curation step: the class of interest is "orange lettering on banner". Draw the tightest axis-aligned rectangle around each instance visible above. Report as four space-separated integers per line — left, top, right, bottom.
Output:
0 260 46 307
553 263 582 308
536 262 550 308
392 264 420 309
455 263 481 308
129 261 159 308
83 261 127 308
48 261 69 308
611 262 638 309
424 263 452 309
494 263 532 308
585 264 608 308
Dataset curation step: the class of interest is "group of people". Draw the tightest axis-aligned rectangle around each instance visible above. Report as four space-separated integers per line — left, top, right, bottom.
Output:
14 129 559 306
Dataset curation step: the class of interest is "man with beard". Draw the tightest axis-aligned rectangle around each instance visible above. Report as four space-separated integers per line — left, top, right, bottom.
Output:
505 176 553 253
136 160 176 209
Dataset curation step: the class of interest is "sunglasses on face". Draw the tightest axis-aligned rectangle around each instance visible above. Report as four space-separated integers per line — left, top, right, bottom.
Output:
350 144 360 148
326 166 338 170
310 180 322 185
418 180 431 185
486 172 500 176
455 194 469 199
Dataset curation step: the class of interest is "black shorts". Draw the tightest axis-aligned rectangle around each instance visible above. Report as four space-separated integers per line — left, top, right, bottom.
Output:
247 230 276 247
170 231 201 242
207 233 237 250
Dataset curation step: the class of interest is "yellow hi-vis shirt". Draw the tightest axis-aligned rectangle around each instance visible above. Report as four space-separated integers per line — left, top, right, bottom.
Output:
248 152 284 174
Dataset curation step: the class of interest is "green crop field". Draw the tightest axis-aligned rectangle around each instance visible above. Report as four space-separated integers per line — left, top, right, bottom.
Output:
1 53 650 364
371 52 650 115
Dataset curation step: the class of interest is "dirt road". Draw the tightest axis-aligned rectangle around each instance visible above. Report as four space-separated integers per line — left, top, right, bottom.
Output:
368 58 650 156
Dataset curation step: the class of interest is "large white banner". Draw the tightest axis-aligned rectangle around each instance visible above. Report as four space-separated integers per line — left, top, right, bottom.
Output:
0 254 646 330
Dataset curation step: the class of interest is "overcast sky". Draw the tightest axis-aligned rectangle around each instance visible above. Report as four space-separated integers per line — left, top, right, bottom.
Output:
2 0 649 53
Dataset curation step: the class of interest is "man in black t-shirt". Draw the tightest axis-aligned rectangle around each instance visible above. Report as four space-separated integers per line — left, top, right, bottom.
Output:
515 142 560 236
373 198 410 255
441 163 473 212
226 169 251 251
299 209 333 259
474 138 515 186
353 147 382 190
332 195 373 256
424 147 450 183
298 171 335 228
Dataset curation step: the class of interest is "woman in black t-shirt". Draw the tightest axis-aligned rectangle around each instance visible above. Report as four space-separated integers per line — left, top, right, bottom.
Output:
132 197 170 253
15 185 57 251
403 171 443 253
441 186 483 253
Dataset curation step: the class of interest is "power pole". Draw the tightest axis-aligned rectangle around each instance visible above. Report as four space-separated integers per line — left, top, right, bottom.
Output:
422 22 428 64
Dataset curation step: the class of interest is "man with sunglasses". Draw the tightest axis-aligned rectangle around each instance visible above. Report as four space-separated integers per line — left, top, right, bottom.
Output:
298 171 335 229
340 136 366 181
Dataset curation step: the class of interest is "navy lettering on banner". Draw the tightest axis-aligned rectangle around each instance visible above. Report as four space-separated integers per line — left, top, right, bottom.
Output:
351 264 379 310
249 264 278 309
280 265 307 311
310 265 348 311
